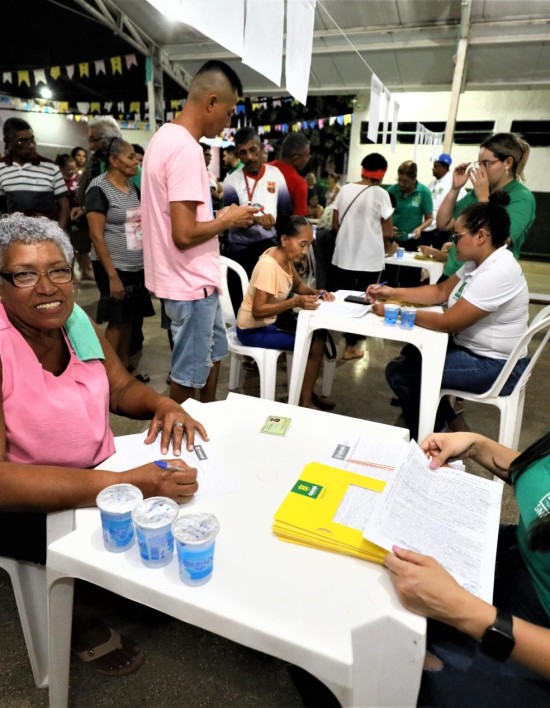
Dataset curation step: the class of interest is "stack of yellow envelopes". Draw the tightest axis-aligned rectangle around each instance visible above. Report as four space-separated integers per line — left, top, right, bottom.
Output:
273 462 388 563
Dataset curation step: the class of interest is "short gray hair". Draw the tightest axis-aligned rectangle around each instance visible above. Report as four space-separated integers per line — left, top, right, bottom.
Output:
0 213 74 269
88 116 121 148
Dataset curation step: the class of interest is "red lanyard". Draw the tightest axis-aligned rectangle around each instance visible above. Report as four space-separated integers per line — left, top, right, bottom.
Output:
244 165 265 204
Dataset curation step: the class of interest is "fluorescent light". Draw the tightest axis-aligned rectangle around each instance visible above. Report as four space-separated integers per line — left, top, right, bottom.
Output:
39 86 53 99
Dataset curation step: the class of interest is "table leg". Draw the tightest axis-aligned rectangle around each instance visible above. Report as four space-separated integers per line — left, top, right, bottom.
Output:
418 343 446 441
288 312 315 405
47 573 74 708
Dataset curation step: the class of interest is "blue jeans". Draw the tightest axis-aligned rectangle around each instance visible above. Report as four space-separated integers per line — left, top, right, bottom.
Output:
385 342 530 440
165 292 228 389
237 324 295 351
418 525 550 707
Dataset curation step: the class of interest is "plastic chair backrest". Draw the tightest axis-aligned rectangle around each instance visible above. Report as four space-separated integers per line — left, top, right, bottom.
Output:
219 256 249 327
478 312 550 399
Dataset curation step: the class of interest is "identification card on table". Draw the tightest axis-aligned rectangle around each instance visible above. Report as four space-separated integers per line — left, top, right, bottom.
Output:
261 415 292 436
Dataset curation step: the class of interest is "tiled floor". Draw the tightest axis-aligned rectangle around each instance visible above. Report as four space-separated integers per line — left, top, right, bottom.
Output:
1 259 549 706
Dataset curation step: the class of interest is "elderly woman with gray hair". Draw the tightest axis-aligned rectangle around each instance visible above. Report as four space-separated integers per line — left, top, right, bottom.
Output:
0 212 205 673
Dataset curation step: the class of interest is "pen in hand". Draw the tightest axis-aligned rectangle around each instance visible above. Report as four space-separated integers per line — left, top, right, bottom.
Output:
154 459 185 473
372 281 388 290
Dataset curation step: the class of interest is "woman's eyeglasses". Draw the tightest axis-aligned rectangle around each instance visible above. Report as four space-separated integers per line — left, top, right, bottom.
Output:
451 231 468 245
471 159 501 169
0 267 73 288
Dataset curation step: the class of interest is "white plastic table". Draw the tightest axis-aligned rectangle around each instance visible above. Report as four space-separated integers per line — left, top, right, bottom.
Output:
47 394 425 707
287 291 449 441
385 251 444 284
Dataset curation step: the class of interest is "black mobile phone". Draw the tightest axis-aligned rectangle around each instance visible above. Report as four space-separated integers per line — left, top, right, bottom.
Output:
344 295 370 305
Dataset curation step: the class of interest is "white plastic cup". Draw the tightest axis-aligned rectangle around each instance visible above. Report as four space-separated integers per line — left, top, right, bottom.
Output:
172 513 220 586
96 484 143 553
384 303 400 326
132 497 180 568
400 306 417 329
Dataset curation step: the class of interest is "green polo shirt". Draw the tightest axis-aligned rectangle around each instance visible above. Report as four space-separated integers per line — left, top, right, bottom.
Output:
386 182 433 240
444 179 536 276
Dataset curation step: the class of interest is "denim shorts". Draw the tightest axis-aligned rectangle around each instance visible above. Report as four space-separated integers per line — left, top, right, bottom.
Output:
164 292 228 389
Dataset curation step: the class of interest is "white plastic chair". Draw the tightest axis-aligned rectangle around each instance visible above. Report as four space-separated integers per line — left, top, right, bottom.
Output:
0 510 74 688
219 256 294 400
439 305 550 450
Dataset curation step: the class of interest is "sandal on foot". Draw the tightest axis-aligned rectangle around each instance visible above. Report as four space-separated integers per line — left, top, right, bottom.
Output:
72 627 145 677
311 392 336 411
134 372 151 383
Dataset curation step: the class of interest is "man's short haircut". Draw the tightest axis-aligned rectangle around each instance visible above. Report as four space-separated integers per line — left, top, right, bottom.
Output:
3 117 32 142
361 153 388 172
225 145 236 155
280 132 310 159
398 160 417 179
194 60 243 97
199 142 211 152
234 126 259 147
132 143 145 156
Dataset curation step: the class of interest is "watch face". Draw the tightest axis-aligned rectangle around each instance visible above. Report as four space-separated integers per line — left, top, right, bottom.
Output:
481 626 515 661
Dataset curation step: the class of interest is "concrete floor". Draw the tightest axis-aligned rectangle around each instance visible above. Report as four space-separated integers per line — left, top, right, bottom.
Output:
1 260 550 706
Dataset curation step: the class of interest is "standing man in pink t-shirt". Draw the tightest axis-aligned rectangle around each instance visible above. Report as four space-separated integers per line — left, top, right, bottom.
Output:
142 61 256 404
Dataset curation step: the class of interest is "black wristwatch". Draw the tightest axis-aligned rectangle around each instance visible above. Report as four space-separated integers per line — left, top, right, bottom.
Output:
479 608 515 661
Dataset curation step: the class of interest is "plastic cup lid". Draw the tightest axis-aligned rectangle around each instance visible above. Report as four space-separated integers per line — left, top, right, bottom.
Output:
96 483 143 513
172 512 220 544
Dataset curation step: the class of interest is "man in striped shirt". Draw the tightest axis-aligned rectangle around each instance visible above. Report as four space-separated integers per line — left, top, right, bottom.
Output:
0 118 69 229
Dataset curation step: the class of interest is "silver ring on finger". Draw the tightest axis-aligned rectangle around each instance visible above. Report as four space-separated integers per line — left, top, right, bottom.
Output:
173 421 185 429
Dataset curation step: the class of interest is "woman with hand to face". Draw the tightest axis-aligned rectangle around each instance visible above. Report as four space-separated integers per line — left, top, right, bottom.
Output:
236 215 336 411
367 192 529 440
437 132 536 277
0 213 206 674
385 429 550 705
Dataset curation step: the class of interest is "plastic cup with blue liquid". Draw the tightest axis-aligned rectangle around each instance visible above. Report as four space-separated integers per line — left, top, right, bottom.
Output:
132 496 180 568
384 303 400 326
172 513 220 586
96 483 143 553
400 306 417 329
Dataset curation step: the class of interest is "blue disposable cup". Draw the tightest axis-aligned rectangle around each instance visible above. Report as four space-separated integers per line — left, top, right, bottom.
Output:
384 303 400 326
96 483 143 553
396 247 405 259
172 513 220 586
132 497 179 568
400 306 417 329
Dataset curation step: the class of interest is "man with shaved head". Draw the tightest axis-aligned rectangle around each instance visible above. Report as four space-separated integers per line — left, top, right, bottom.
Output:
142 60 256 404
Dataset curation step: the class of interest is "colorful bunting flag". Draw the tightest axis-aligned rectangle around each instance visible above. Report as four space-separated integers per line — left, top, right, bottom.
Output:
17 71 30 86
110 57 123 75
95 60 106 75
125 54 138 70
79 63 90 78
50 66 61 80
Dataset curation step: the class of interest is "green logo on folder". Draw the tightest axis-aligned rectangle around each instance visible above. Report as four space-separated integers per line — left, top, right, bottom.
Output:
291 480 323 498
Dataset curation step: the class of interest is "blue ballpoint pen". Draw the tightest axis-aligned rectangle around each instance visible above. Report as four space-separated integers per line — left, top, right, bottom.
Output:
154 459 182 472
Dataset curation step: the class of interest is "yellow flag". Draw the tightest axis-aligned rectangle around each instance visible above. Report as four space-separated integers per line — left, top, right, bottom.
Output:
90 102 101 114
17 70 30 86
50 66 61 80
110 56 122 75
58 102 69 112
129 101 140 114
79 63 90 78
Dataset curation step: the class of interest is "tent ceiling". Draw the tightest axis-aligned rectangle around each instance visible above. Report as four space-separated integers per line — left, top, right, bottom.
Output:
111 0 550 95
3 0 550 104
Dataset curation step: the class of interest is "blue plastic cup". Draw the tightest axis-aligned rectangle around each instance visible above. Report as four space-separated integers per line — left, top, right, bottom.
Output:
96 484 143 553
400 306 417 329
132 497 179 568
396 247 405 259
384 303 400 326
172 513 220 586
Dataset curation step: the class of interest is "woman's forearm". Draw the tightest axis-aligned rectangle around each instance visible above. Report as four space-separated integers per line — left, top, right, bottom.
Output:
436 188 460 230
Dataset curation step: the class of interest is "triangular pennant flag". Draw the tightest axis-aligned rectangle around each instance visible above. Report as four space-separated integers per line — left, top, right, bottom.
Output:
90 102 101 114
95 60 106 75
125 54 138 70
170 99 180 109
33 69 47 85
3 72 12 84
129 102 140 114
79 63 90 78
117 101 125 113
343 114 352 125
110 57 123 75
58 102 69 113
17 71 30 86
50 66 61 80
77 102 90 115
104 102 113 112
66 65 75 79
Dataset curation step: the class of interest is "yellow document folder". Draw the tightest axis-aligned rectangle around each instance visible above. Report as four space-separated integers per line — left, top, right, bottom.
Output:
273 462 388 563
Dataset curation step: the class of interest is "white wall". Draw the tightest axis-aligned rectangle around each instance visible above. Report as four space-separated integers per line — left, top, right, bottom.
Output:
348 89 550 192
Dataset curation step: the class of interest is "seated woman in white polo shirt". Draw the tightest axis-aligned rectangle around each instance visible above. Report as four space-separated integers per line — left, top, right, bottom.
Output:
367 191 529 440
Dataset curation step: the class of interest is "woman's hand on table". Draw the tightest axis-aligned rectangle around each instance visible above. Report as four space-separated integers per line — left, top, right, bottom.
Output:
124 460 199 503
371 302 385 317
315 290 335 302
366 283 393 303
144 399 209 455
383 546 477 624
293 294 320 310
